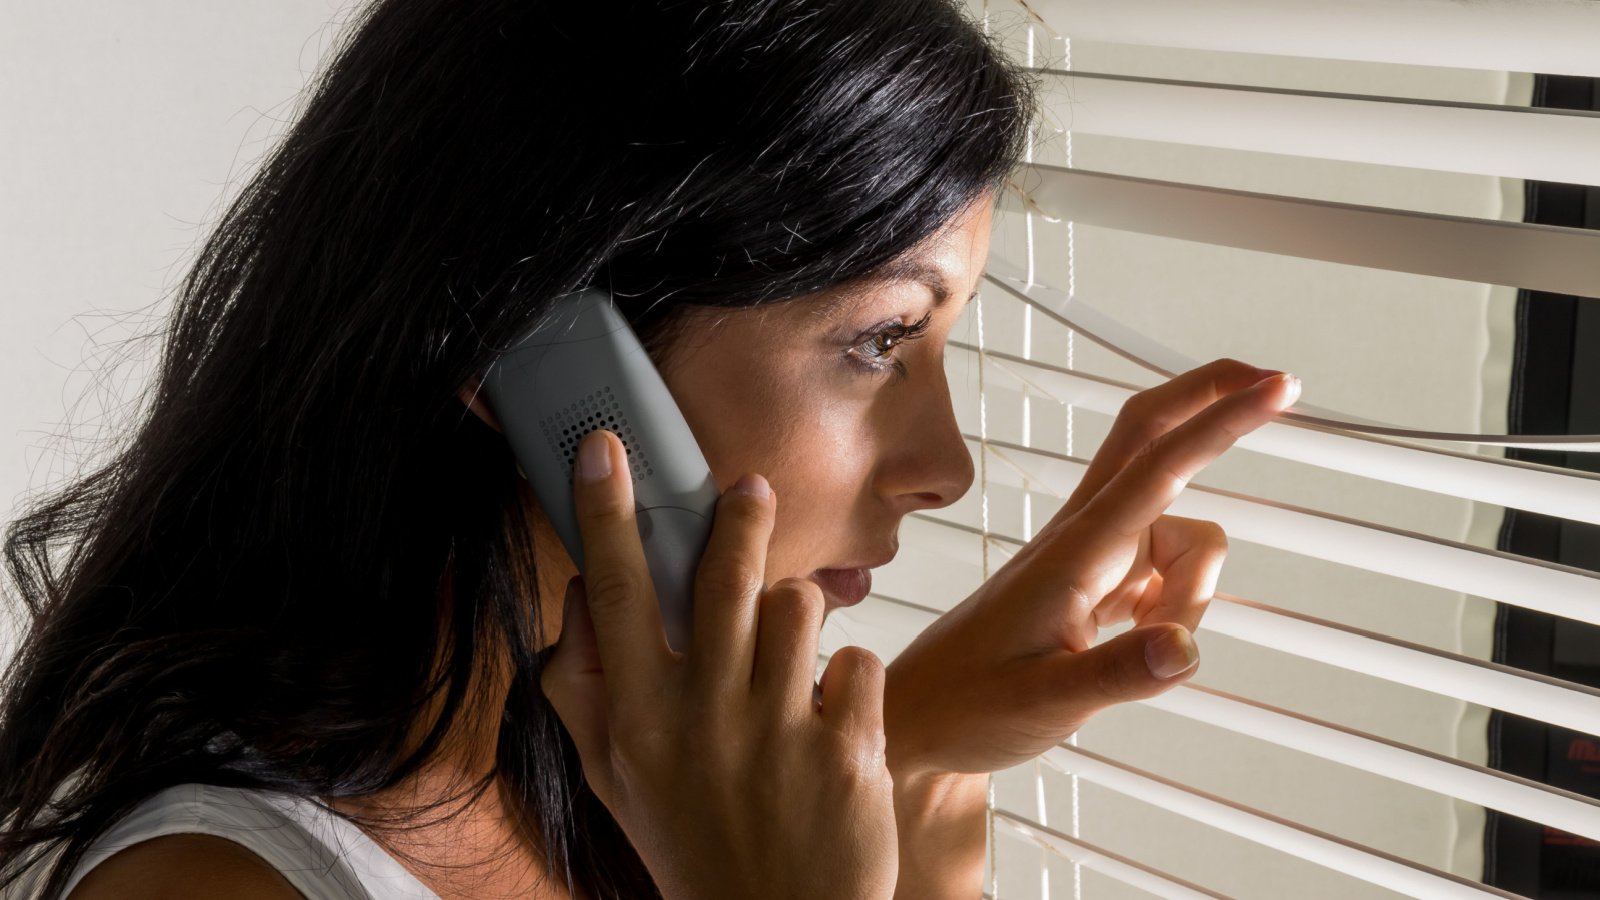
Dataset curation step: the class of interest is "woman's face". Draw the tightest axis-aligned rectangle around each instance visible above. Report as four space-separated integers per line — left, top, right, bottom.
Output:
521 194 990 633
662 197 990 612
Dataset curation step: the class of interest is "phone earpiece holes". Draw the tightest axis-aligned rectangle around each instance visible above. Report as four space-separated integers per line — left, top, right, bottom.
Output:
541 390 655 481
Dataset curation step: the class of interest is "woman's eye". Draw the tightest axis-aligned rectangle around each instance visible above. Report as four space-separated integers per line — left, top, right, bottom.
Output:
846 312 933 379
860 332 900 360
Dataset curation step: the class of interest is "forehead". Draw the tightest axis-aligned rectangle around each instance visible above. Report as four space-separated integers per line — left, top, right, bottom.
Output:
663 194 993 343
799 201 994 322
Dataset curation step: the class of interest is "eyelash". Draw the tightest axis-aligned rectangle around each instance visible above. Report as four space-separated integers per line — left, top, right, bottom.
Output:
846 311 935 380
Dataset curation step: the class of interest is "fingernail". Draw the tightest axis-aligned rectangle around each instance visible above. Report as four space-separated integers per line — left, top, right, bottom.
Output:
1145 628 1199 680
578 430 612 482
1250 366 1284 382
1282 374 1302 407
734 473 770 498
1252 372 1301 408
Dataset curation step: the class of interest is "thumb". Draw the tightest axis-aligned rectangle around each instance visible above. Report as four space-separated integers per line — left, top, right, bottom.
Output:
541 576 612 788
1041 623 1200 719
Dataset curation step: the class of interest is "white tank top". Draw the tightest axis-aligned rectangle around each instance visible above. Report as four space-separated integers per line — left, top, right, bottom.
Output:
52 783 439 899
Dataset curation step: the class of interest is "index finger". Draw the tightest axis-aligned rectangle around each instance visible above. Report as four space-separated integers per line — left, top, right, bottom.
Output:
1076 372 1300 541
1058 359 1278 522
571 428 672 692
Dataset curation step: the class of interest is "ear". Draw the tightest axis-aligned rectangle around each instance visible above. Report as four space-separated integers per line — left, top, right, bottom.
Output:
457 376 504 433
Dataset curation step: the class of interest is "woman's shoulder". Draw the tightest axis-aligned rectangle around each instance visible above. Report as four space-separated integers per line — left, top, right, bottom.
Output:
66 831 302 899
51 782 430 900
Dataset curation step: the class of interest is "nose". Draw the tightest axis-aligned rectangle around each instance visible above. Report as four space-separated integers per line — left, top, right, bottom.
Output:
876 352 976 514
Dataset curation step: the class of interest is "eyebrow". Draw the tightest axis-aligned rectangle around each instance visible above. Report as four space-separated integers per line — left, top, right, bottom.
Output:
873 257 984 308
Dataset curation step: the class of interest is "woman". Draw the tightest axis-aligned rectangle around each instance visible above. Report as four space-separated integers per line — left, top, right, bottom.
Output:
0 0 1299 897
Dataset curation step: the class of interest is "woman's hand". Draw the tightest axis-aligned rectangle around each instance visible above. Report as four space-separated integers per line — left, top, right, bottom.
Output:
882 360 1299 898
883 360 1301 779
541 429 898 900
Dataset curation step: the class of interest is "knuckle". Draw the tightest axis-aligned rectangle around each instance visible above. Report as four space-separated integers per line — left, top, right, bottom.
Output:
1117 390 1154 424
1215 409 1252 441
583 568 647 609
1209 357 1254 377
840 644 884 670
1131 427 1169 460
696 556 762 601
1040 513 1081 548
767 577 826 625
1118 396 1173 446
1131 432 1187 487
830 728 889 790
1193 357 1255 391
1171 515 1226 556
827 645 885 687
1063 581 1096 621
822 706 888 777
1093 653 1136 701
772 575 824 599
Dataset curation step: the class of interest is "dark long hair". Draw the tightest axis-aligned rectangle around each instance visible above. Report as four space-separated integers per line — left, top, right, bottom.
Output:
0 0 1033 896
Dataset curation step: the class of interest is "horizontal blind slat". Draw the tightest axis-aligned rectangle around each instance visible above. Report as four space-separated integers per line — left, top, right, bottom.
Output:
953 340 1600 526
850 589 1600 839
1008 166 1600 297
993 809 1226 899
1024 0 1600 78
880 520 1600 735
1145 685 1600 843
1041 744 1518 899
1203 594 1600 738
1035 70 1600 186
966 436 1600 627
980 260 1600 450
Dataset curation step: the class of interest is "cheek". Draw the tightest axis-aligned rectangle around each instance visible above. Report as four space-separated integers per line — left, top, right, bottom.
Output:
761 407 876 577
665 355 875 578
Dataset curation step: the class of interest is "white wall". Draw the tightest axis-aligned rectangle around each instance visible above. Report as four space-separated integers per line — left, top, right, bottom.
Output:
1 1 350 655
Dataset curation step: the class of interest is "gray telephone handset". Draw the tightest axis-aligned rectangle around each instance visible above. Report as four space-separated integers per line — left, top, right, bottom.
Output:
482 287 719 653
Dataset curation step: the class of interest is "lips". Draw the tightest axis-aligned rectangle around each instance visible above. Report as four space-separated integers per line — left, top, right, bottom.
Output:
811 568 873 608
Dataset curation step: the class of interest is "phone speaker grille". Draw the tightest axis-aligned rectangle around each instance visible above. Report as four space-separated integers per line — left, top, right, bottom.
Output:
541 386 655 482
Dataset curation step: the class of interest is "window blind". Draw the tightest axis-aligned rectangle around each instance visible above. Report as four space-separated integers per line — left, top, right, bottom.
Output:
816 1 1600 896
